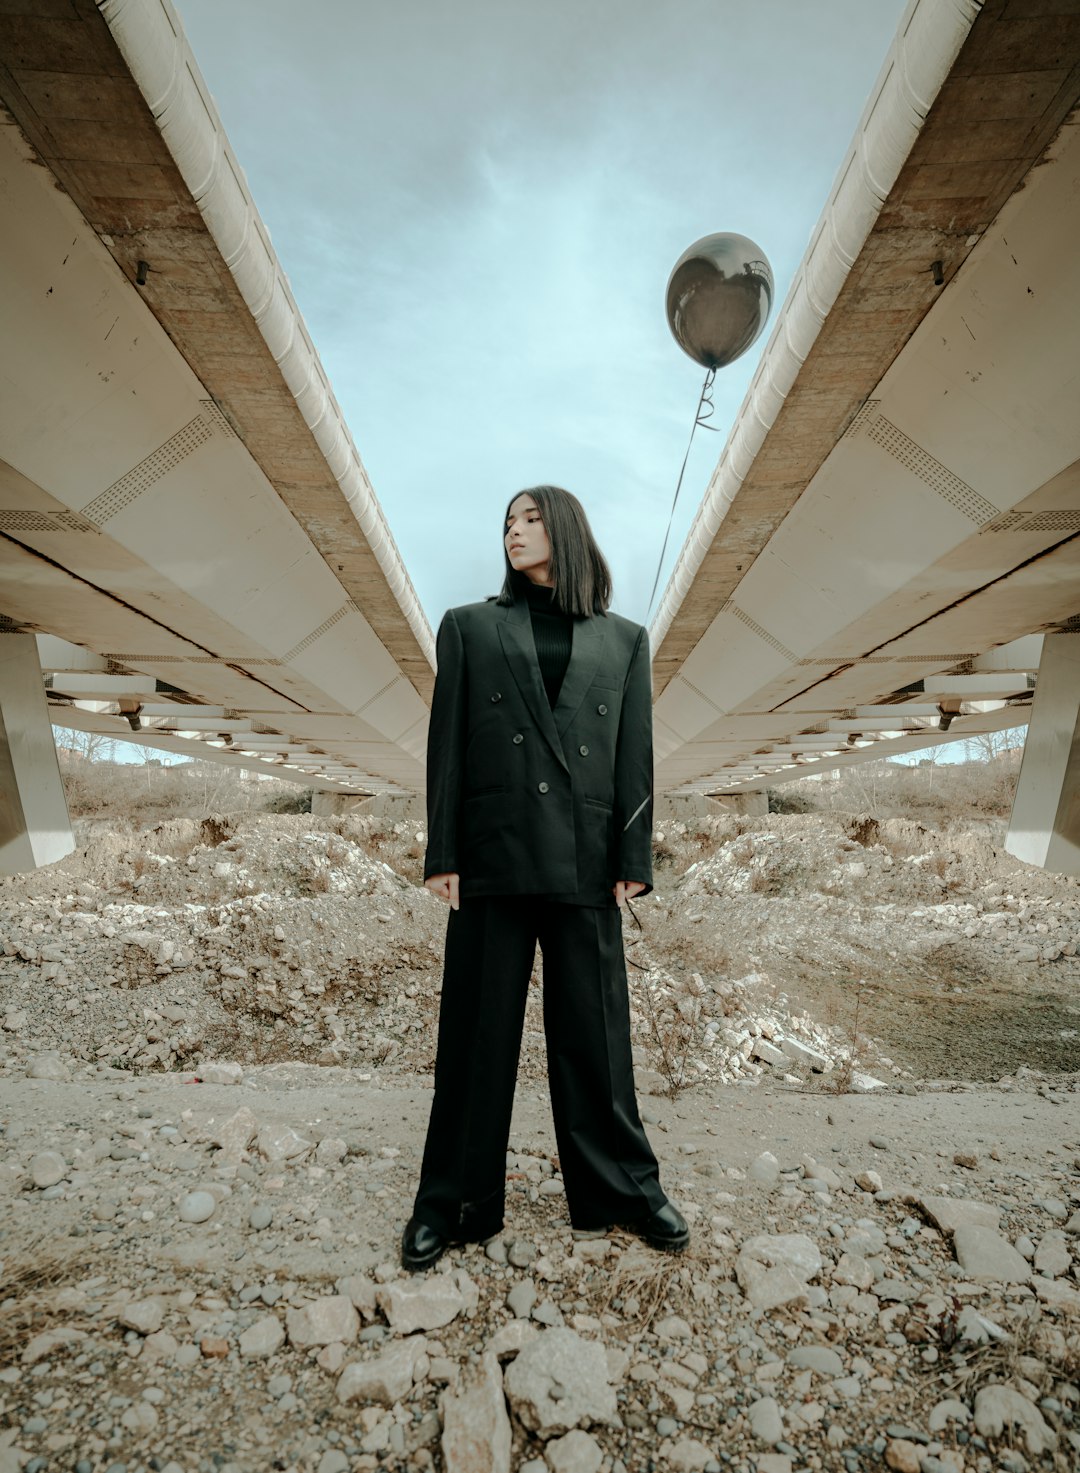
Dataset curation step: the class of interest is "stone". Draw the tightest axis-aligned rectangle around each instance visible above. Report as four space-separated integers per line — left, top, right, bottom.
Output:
831 1252 873 1290
248 1204 273 1231
754 1458 792 1473
337 1335 429 1406
337 1274 378 1317
779 1037 831 1071
440 1353 512 1473
377 1274 469 1333
953 1225 1031 1283
487 1320 540 1361
747 1396 783 1444
22 1327 87 1364
197 1061 243 1085
916 1195 999 1234
736 1234 821 1310
751 1038 785 1066
973 1384 1057 1456
1033 1229 1070 1277
506 1280 537 1319
503 1328 618 1438
238 1314 285 1358
508 1240 538 1269
854 1170 883 1192
544 1428 603 1473
955 1307 1008 1345
118 1298 164 1335
28 1151 66 1189
884 1441 921 1473
666 1439 714 1473
256 1125 314 1163
286 1295 360 1348
178 1191 216 1224
315 1136 347 1166
748 1152 781 1187
26 1053 70 1082
927 1399 971 1433
787 1345 843 1377
208 1106 258 1158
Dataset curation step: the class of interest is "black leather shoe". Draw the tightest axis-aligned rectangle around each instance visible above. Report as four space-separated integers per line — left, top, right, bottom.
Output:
625 1201 690 1253
401 1217 448 1271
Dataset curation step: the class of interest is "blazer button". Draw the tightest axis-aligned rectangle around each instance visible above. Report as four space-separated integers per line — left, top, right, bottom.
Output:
512 733 524 744
579 744 589 757
597 703 608 715
490 692 502 703
538 781 549 793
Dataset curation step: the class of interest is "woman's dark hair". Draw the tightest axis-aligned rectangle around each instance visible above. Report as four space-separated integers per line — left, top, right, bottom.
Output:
496 485 612 616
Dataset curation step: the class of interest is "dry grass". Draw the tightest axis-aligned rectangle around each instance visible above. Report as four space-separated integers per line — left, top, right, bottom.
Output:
585 1239 715 1333
0 1238 93 1365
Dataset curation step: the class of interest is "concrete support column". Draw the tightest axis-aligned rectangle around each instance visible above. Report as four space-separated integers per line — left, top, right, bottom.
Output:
1006 633 1080 876
0 634 74 874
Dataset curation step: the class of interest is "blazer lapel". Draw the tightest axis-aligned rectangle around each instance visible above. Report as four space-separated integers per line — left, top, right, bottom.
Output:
553 614 608 742
498 599 569 772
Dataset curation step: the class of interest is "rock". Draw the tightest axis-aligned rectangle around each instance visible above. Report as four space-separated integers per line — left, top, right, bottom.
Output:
22 1326 87 1364
953 1225 1031 1283
256 1125 314 1163
506 1280 537 1319
973 1384 1057 1456
955 1306 1008 1344
286 1295 360 1348
28 1150 66 1189
748 1151 781 1187
441 1353 511 1473
238 1314 285 1358
197 1061 243 1085
337 1335 429 1406
178 1190 216 1224
735 1234 821 1310
831 1252 873 1290
544 1428 603 1473
119 1298 165 1335
787 1345 843 1377
952 1151 978 1170
666 1439 714 1473
503 1328 618 1438
315 1137 347 1166
337 1274 378 1318
854 1170 883 1192
1033 1229 1070 1277
487 1320 540 1361
26 1053 70 1082
747 1396 783 1444
779 1037 831 1071
377 1274 469 1334
753 1458 792 1473
928 1399 971 1433
884 1440 921 1473
751 1038 785 1066
916 1194 999 1234
508 1240 538 1269
208 1106 258 1158
654 1314 692 1340
248 1204 273 1231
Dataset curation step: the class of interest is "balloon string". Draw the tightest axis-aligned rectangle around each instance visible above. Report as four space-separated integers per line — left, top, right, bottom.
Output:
644 366 718 622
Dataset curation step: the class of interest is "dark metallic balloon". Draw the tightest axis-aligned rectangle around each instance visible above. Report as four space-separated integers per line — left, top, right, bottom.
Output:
666 232 774 369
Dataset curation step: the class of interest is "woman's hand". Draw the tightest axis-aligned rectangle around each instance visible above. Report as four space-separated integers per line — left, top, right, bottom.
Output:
614 880 647 907
425 873 461 911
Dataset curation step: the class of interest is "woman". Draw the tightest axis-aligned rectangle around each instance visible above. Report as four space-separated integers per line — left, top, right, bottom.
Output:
401 485 688 1271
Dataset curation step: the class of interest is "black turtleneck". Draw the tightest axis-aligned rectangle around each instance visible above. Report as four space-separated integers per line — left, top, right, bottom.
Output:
524 581 573 707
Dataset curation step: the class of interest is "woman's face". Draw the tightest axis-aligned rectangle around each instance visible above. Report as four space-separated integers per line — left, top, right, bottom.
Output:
505 495 552 585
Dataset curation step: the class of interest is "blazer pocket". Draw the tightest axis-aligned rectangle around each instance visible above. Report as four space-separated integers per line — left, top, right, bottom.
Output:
582 796 613 811
465 785 510 798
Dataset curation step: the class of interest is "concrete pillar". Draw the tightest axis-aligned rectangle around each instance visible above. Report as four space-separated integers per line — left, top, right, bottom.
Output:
0 634 74 874
1006 633 1080 876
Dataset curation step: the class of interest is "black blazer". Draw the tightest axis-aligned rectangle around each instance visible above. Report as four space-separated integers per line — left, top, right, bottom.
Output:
423 592 654 906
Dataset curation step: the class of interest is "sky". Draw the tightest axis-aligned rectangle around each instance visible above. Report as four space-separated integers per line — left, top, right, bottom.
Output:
171 0 912 629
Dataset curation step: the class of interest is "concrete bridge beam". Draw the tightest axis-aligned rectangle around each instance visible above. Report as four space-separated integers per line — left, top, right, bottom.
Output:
1 635 74 874
1006 634 1080 877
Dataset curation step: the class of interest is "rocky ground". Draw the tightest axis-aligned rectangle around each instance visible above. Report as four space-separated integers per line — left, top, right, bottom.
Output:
0 810 1077 1473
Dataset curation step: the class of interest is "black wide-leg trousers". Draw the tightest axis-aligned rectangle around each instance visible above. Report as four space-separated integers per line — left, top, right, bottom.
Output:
411 896 667 1240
